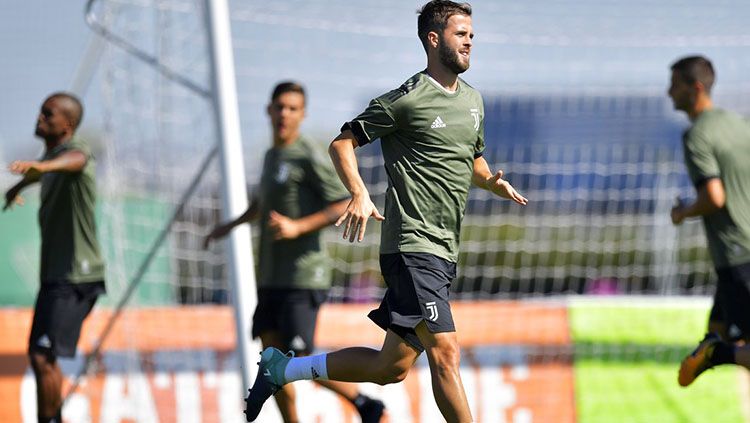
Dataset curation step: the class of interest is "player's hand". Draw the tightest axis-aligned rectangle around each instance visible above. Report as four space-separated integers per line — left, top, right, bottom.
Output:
203 224 232 249
670 207 685 225
335 193 385 243
671 198 686 225
3 189 24 211
486 171 528 205
3 183 25 211
268 210 301 240
9 160 44 180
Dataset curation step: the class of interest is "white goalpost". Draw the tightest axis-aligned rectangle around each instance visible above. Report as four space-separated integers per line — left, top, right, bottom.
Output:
203 0 257 394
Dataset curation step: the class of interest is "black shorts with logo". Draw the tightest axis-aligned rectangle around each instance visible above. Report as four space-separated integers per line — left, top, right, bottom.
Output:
368 252 457 352
251 288 329 355
29 280 105 358
711 262 750 337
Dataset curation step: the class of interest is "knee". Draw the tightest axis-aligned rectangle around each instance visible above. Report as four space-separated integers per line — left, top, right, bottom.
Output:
427 342 461 375
373 361 411 386
28 351 53 373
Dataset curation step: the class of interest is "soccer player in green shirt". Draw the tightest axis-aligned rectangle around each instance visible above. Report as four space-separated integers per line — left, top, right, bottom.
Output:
668 56 750 387
3 93 106 423
244 2 527 422
204 82 385 422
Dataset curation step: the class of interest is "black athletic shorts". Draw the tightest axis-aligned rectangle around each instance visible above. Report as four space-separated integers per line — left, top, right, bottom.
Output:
711 262 750 337
368 252 457 353
29 280 105 358
251 288 329 355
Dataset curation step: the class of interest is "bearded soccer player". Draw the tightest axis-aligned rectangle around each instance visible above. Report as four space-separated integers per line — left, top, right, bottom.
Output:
668 56 750 387
243 2 527 422
3 93 106 423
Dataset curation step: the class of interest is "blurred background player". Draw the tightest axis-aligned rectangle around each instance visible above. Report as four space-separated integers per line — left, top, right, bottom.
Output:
668 56 750 386
244 2 527 422
3 93 106 423
204 81 385 422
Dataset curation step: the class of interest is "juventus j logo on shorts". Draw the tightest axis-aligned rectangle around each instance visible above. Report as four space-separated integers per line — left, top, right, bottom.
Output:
425 301 439 322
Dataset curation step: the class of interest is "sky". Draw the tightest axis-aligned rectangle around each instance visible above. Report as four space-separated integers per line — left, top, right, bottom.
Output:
0 2 101 167
2 0 750 173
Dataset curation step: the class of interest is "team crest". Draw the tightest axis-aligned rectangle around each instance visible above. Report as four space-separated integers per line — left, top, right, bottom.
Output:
469 108 480 131
425 301 439 322
275 163 290 183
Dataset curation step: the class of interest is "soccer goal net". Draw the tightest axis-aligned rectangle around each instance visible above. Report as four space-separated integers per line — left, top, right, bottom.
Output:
19 0 749 422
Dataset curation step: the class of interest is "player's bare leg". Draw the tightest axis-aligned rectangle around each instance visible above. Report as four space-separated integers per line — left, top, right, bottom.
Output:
259 331 385 422
315 379 386 422
315 379 358 399
29 352 63 422
246 331 409 421
415 322 472 423
326 329 420 384
273 383 298 423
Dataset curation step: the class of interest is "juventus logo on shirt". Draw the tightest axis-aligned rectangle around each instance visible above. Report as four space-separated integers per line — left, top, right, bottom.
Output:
275 163 290 183
470 108 480 131
425 301 439 322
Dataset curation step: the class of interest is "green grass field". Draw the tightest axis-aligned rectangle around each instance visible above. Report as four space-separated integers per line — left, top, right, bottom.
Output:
571 301 747 423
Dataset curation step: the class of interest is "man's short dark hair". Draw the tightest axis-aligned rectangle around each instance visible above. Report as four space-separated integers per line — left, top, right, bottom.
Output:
270 81 306 105
671 56 715 94
417 0 472 52
48 92 84 129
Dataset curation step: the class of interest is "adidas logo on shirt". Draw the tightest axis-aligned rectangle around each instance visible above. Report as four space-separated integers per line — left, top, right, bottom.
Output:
431 116 446 129
37 334 52 348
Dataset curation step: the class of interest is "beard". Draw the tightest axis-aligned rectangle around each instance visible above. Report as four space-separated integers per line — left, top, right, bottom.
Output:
35 124 46 138
670 94 693 113
438 42 469 74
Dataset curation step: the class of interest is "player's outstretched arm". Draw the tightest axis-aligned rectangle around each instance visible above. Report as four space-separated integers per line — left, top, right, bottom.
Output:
1 152 77 211
472 156 528 205
9 150 88 181
328 130 384 243
203 200 259 248
267 199 348 241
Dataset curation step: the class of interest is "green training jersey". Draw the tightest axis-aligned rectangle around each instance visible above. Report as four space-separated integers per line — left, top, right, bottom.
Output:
343 71 485 262
683 108 750 268
39 137 105 283
257 135 349 289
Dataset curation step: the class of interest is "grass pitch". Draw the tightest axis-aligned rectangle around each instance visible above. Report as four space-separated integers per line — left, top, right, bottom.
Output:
571 301 747 423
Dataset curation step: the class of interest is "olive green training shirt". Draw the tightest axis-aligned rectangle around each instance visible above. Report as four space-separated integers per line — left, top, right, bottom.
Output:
682 108 750 268
343 71 485 263
39 137 105 283
257 135 349 289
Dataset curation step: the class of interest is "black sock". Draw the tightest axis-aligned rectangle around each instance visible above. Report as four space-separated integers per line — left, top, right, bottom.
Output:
352 393 370 409
38 410 62 423
710 342 736 365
